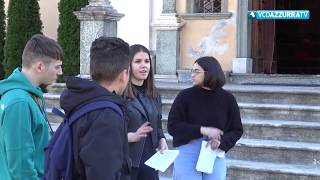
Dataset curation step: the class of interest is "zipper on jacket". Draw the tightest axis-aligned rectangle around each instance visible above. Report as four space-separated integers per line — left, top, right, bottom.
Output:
137 137 146 166
136 94 150 166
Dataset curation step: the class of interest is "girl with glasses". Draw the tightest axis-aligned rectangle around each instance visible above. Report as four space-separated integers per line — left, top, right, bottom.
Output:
168 56 243 180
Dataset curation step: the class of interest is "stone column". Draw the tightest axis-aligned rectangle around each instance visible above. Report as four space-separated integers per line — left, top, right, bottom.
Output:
74 0 124 75
232 0 253 73
152 0 185 82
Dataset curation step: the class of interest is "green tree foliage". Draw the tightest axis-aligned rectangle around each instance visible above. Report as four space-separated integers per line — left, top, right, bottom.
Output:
58 0 88 77
0 0 5 79
3 0 42 76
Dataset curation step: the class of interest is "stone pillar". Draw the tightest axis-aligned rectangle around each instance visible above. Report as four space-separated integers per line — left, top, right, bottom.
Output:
232 0 253 73
74 0 124 75
152 0 185 82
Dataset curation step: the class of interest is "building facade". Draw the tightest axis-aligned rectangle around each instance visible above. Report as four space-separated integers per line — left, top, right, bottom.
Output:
4 0 320 78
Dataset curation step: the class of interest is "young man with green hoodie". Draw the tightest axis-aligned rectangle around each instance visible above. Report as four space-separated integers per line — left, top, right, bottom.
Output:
0 34 63 179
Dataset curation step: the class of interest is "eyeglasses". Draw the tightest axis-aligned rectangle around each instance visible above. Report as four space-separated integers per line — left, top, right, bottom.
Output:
191 69 206 74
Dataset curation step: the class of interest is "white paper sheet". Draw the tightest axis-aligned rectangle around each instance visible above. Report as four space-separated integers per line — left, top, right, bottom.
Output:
196 140 225 174
144 150 179 172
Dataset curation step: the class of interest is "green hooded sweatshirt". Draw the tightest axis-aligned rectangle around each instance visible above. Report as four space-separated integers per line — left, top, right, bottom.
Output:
0 68 50 180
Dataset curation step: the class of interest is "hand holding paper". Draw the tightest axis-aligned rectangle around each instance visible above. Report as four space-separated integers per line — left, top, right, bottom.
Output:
144 150 179 172
196 141 225 174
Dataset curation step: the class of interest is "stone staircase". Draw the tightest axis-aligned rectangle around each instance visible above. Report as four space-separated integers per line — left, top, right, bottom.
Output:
44 81 320 180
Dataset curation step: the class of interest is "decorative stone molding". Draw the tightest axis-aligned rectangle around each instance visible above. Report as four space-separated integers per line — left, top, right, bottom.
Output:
74 0 123 75
74 0 123 21
87 0 111 7
181 12 232 20
152 13 185 31
73 11 123 21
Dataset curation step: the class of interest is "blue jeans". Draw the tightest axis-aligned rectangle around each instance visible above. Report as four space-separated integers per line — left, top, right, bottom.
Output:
173 138 226 180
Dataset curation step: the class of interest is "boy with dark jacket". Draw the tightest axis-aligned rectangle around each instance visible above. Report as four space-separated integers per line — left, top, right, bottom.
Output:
60 37 131 180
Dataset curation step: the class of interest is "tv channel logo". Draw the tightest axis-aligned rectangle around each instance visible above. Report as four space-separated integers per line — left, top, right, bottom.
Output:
248 10 310 20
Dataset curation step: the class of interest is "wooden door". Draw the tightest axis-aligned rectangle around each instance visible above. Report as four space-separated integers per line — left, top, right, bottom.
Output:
251 0 276 73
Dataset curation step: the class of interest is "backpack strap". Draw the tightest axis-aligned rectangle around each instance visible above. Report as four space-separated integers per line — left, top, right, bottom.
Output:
52 107 66 119
51 100 123 128
68 100 123 125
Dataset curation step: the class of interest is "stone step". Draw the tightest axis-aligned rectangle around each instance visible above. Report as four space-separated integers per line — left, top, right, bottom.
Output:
240 103 320 122
50 111 320 144
48 102 320 143
162 100 320 122
155 81 191 99
242 119 320 143
160 160 320 180
227 138 320 166
46 121 320 179
161 117 320 144
49 122 61 132
47 97 320 123
46 83 66 94
44 93 61 109
43 81 320 180
161 99 174 116
230 85 320 106
161 115 168 132
45 85 320 120
229 73 320 87
47 108 320 143
164 133 173 147
163 134 320 166
227 159 320 180
156 82 320 106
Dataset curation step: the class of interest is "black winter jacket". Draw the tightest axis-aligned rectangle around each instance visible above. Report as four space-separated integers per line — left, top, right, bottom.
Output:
60 77 131 180
126 91 165 167
168 86 243 153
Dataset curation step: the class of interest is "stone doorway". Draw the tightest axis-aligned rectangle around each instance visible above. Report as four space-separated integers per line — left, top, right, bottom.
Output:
251 0 320 74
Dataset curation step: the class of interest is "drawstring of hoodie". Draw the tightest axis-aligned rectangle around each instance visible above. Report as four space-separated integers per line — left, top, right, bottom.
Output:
31 94 54 135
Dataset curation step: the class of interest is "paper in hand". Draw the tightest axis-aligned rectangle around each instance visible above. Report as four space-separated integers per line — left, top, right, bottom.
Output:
196 140 225 174
144 150 179 172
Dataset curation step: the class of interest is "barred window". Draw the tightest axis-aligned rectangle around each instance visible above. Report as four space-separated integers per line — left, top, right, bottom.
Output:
184 0 230 19
195 0 221 13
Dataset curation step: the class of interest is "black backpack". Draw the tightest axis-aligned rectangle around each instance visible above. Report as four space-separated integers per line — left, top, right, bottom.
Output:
43 100 123 180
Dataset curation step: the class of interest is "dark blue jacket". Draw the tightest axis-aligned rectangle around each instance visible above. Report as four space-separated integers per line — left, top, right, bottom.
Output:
60 77 131 180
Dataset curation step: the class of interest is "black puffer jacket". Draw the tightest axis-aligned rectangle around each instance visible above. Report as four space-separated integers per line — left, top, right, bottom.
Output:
126 90 165 167
60 77 131 180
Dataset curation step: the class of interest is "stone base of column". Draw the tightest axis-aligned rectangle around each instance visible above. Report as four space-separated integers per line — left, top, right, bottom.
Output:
232 58 253 73
176 69 231 83
155 30 179 75
152 13 185 77
154 74 178 83
177 69 191 83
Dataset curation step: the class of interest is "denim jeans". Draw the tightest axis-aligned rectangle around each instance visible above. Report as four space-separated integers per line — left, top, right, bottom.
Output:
173 138 226 180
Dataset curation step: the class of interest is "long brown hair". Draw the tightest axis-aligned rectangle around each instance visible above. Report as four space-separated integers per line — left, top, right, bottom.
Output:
123 44 157 99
